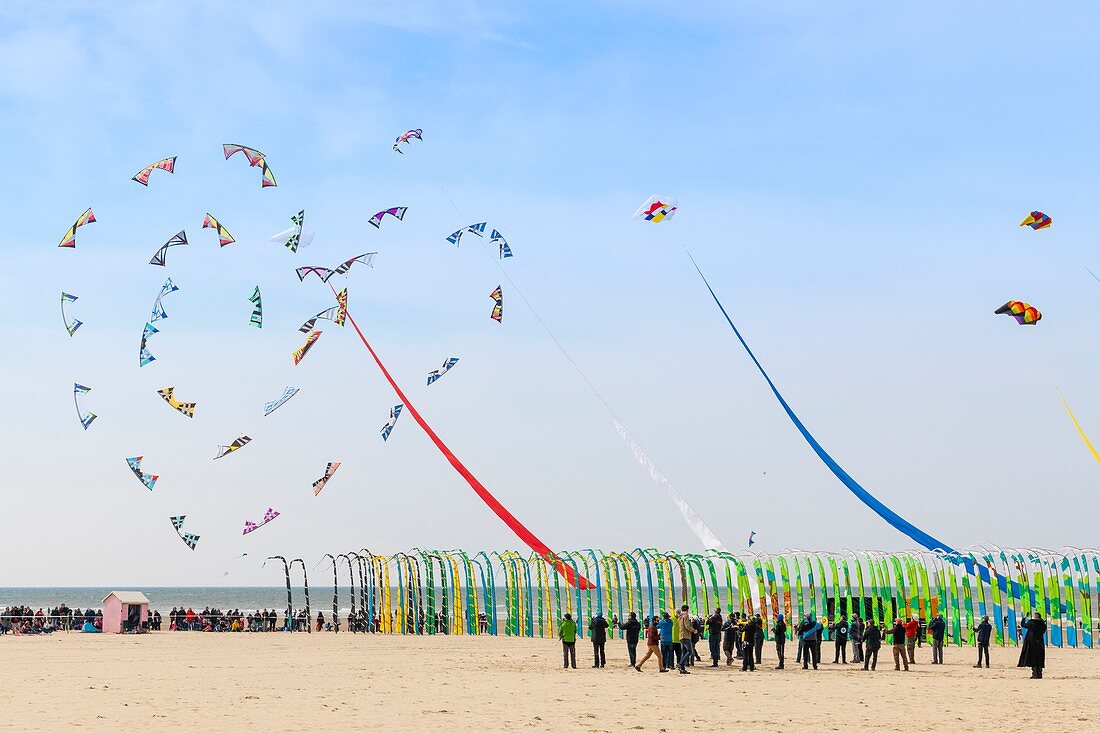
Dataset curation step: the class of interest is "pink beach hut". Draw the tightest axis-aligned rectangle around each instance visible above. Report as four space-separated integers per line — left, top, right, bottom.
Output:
102 591 150 633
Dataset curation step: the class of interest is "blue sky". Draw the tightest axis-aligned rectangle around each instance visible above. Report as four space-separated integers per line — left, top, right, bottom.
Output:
2 1 1099 585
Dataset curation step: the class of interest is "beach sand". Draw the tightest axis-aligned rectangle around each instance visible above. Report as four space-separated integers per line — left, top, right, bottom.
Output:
1 633 1096 732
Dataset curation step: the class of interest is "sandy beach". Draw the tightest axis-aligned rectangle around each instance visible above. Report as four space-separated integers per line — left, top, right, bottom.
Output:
1 633 1096 732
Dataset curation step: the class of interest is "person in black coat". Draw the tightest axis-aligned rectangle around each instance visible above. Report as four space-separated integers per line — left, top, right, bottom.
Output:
862 621 882 671
1018 613 1047 679
589 613 609 668
741 617 758 671
973 615 993 668
620 612 641 668
706 609 724 667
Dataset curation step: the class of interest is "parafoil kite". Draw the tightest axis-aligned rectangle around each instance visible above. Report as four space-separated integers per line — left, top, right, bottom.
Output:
149 230 188 267
427 357 460 386
633 195 677 223
380 404 403 441
58 208 96 248
368 206 408 229
214 435 252 460
222 143 277 188
748 530 756 548
157 387 196 418
243 507 280 535
61 292 82 336
393 128 422 153
248 286 263 329
491 229 513 259
263 386 300 416
489 286 503 323
312 462 341 495
132 156 177 186
1020 211 1052 230
271 210 313 252
170 516 200 550
446 222 486 246
292 331 322 365
202 213 235 246
139 322 159 367
126 456 158 491
73 383 96 430
995 300 1042 325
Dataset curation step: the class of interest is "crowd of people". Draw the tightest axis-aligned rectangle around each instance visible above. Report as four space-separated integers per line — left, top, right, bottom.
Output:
559 607 1051 679
1 605 105 634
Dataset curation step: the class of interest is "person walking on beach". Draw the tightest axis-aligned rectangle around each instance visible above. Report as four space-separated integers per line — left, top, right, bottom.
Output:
621 612 641 668
862 621 881 671
706 609 724 667
316 611 325 633
773 614 787 669
850 614 864 663
741 616 758 671
676 605 694 674
559 613 578 669
929 613 946 664
636 619 666 673
904 615 919 664
830 614 849 664
1018 613 1047 679
589 612 609 668
974 615 992 668
657 612 675 670
890 619 909 671
801 615 822 670
722 612 738 666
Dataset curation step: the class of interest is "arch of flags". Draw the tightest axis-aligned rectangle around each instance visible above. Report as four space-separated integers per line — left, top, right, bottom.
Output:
269 547 1100 648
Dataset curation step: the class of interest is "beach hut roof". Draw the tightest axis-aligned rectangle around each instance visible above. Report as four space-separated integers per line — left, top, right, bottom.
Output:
103 591 150 605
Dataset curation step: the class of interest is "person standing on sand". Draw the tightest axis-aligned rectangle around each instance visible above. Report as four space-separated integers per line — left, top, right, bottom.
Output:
973 615 992 668
890 619 909 671
636 619 666 673
559 613 578 669
621 612 641 668
850 615 864 663
677 605 694 674
741 616 758 671
722 612 738 666
753 614 765 664
589 612 609 668
830 614 849 664
904 615 919 664
773 614 787 669
801 615 822 670
1018 613 1047 679
657 612 675 670
862 621 881 671
706 609 724 667
795 614 811 665
316 610 325 633
928 613 946 664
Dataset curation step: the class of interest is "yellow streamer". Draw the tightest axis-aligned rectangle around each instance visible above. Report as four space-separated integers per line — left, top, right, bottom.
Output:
1060 393 1100 464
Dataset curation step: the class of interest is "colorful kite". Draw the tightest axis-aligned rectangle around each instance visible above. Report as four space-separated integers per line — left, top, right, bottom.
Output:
202 213 235 246
1059 393 1100 465
214 435 252 460
132 156 176 186
293 331 322 365
139 322 159 367
61 292 82 336
73 383 96 430
393 128 422 153
170 515 200 550
446 222 486 246
633 195 677 223
295 266 336 283
312 462 342 495
243 507 281 535
380 404 403 442
58 208 96 248
248 286 263 329
157 387 196 418
748 531 757 548
271 210 313 252
368 206 408 229
1020 211 1052 230
995 300 1042 325
151 278 180 322
489 286 503 323
491 229 513 259
149 230 188 267
334 253 376 277
263 387 300 416
222 143 277 188
126 456 158 491
426 357 460 386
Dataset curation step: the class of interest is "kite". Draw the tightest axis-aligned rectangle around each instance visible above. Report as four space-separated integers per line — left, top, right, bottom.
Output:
243 507 281 535
426 357 459 386
270 210 314 253
58 208 96 248
995 300 1042 325
295 253 378 283
1020 211 1052 230
489 286 503 323
139 322 159 367
445 222 486 246
1059 393 1100 465
214 435 252 460
380 404 403 442
393 128 422 153
263 386 300 416
334 253 376 277
157 387 196 418
633 195 677 223
292 330 322 365
748 531 757 548
170 515 200 551
368 206 408 229
73 383 96 430
202 213 235 246
298 290 347 333
222 143 277 188
132 156 176 186
151 278 180 322
248 286 263 329
295 266 336 283
312 462 341 495
149 230 188 267
61 292 82 336
491 229 513 259
126 456 158 491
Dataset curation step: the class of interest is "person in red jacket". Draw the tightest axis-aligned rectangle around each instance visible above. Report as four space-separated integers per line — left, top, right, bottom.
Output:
904 616 920 664
635 619 666 672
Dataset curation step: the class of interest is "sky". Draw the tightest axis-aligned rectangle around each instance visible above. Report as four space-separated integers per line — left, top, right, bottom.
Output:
2 1 1100 586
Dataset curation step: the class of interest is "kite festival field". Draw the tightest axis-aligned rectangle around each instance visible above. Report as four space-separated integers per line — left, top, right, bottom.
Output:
2 633 1096 732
